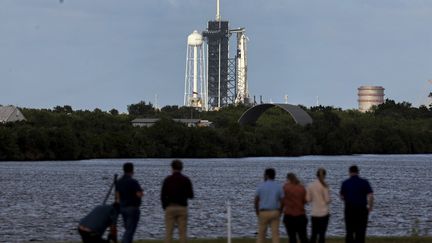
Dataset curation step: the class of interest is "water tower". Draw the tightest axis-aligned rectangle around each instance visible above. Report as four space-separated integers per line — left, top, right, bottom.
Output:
184 30 206 109
358 86 385 112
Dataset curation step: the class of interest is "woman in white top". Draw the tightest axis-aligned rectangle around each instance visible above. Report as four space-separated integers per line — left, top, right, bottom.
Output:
306 168 330 243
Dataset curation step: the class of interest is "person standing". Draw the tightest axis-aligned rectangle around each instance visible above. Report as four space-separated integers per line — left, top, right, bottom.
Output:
254 168 284 243
116 162 143 243
340 165 374 243
307 168 331 243
282 173 308 243
161 160 194 243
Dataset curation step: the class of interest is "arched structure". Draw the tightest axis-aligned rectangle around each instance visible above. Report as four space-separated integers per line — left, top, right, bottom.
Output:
238 103 313 126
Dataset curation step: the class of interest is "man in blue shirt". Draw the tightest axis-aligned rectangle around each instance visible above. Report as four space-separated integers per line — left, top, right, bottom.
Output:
116 162 143 243
340 165 374 243
254 168 284 243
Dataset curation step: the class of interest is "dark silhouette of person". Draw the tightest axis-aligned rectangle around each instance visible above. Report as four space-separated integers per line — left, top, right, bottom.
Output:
161 160 194 243
116 162 143 243
306 168 331 243
340 165 374 243
282 173 308 243
78 203 119 243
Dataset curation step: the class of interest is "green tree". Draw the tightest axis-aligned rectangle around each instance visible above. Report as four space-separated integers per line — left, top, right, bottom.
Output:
127 101 155 116
0 127 21 160
109 109 119 115
53 105 73 113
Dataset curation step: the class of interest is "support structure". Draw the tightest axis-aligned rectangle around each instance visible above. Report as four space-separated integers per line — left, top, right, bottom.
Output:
203 21 231 109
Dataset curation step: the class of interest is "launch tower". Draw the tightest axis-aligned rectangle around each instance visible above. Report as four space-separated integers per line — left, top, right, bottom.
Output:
202 0 234 109
183 0 249 110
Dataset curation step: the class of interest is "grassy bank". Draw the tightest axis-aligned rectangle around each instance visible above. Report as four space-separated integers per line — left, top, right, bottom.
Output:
36 237 432 243
137 238 432 243
151 238 432 243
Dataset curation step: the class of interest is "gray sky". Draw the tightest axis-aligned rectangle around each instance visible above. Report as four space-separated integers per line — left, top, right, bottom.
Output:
1 0 431 112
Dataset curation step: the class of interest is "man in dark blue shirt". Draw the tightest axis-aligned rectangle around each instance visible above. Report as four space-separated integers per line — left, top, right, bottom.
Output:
116 162 143 243
340 165 374 243
78 203 119 243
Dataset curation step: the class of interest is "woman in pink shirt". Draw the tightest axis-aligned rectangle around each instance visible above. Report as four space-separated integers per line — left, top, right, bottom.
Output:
282 173 308 243
306 168 330 243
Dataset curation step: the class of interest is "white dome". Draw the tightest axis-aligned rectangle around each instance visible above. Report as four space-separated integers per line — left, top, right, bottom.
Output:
187 30 203 46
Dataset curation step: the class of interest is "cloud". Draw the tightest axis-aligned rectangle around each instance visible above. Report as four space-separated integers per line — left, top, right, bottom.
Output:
167 0 179 7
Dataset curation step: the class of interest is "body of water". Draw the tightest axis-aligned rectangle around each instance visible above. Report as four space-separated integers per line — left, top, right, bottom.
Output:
0 155 431 242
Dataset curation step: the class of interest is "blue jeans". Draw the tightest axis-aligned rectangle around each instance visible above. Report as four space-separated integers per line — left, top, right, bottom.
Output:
120 207 140 243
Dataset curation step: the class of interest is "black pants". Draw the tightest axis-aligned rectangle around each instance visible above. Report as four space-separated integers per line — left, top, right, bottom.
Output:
78 228 109 243
344 206 368 243
283 214 308 243
310 214 330 243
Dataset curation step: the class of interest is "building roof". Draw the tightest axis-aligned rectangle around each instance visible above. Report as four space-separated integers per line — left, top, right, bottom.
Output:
173 119 202 123
238 103 313 126
131 118 160 123
0 105 26 123
132 118 206 124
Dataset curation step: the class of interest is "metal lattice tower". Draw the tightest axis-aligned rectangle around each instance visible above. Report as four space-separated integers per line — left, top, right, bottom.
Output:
203 20 232 109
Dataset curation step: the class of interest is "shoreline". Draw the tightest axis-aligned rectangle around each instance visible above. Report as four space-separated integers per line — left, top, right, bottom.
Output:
1 153 432 163
24 237 432 243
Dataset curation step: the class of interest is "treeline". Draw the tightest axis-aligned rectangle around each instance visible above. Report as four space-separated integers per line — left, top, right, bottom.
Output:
0 100 431 160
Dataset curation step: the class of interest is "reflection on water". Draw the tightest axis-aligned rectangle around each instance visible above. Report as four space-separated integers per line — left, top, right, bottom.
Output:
0 155 431 242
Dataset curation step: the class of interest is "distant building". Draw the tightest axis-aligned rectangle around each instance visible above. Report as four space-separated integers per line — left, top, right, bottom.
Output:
131 118 213 128
131 118 160 128
358 86 385 112
0 105 26 123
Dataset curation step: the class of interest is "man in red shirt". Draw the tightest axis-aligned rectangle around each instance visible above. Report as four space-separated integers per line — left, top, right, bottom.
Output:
161 160 194 243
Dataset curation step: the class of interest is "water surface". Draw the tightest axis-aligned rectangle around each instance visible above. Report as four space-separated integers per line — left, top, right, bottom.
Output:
0 155 431 242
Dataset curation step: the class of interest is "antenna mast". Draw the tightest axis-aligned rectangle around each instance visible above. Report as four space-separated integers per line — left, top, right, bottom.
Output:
216 0 221 21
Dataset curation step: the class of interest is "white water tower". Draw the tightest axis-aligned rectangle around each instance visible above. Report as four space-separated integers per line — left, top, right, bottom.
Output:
184 30 206 110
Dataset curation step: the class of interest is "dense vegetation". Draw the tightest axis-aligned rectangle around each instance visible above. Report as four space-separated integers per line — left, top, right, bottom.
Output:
1 100 431 161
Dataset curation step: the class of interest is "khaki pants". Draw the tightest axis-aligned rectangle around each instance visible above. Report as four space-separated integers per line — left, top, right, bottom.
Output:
165 206 188 243
257 210 280 243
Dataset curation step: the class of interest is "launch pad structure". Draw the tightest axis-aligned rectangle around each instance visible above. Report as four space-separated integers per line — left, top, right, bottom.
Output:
184 0 249 111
